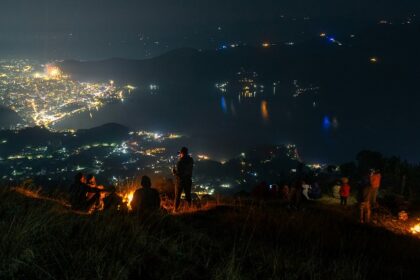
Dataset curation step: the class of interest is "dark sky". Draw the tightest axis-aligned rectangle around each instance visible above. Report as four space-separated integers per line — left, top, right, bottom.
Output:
0 0 418 59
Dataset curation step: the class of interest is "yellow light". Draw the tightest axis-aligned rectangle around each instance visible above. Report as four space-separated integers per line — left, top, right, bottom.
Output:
370 57 378 63
262 42 271 48
33 72 43 79
261 100 269 121
411 223 420 234
320 33 326 37
45 64 61 78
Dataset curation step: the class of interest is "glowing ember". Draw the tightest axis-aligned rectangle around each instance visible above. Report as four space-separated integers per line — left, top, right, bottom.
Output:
410 223 420 234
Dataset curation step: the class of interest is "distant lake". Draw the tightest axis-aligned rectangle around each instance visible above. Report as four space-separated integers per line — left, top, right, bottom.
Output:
54 83 420 163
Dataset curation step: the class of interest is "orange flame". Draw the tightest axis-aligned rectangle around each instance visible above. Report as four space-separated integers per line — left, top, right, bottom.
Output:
121 191 135 211
411 223 420 234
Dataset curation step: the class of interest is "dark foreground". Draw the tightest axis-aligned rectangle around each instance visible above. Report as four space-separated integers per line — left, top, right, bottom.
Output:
1 189 419 280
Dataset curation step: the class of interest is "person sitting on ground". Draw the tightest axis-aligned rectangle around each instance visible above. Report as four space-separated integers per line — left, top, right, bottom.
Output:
308 181 322 200
131 175 161 215
103 186 126 212
339 177 351 206
69 172 102 211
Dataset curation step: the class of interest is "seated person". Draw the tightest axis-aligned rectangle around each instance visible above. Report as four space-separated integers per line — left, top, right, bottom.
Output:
103 186 126 212
69 172 102 211
308 182 322 199
131 176 161 214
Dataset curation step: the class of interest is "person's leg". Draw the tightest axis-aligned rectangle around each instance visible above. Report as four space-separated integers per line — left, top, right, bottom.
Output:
174 183 182 210
360 203 365 223
371 188 378 208
184 178 192 207
340 197 344 205
366 202 371 223
84 193 100 211
344 197 347 206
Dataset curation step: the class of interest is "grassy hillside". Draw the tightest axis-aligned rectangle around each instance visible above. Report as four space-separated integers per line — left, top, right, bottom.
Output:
0 188 419 280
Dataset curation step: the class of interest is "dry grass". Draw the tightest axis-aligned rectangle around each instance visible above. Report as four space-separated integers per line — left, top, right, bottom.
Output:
1 187 420 280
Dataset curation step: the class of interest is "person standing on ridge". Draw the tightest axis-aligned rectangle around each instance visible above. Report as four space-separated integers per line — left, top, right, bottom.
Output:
172 147 194 211
339 177 351 206
369 169 382 209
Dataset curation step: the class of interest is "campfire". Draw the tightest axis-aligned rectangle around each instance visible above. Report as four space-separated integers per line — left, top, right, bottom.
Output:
410 223 420 234
121 190 135 211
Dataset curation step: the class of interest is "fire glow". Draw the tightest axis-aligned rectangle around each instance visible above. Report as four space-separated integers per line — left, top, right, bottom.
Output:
411 223 420 234
121 190 135 211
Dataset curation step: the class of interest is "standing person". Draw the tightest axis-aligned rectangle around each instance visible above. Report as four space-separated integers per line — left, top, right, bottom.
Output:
131 176 161 214
172 147 194 211
369 169 382 208
359 180 372 224
339 177 351 206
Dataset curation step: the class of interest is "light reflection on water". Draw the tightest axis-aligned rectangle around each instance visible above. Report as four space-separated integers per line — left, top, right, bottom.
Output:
54 86 350 161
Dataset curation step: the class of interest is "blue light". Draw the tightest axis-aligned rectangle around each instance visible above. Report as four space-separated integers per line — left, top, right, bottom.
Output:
220 96 228 113
323 116 331 129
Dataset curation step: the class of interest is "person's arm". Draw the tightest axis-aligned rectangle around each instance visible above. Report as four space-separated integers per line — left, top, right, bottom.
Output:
86 185 102 193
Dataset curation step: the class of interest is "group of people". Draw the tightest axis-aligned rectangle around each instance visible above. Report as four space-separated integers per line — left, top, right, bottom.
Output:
335 169 382 223
359 169 382 223
69 146 194 214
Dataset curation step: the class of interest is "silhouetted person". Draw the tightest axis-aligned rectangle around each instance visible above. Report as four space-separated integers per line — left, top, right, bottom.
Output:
131 176 161 214
360 184 372 224
289 164 305 209
369 169 382 208
69 172 101 211
103 186 126 212
173 147 194 211
309 181 322 200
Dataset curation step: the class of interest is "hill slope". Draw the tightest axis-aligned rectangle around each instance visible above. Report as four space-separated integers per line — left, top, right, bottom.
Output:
1 188 419 279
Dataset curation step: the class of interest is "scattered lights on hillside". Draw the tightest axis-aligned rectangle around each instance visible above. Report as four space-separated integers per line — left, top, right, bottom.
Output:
0 59 133 128
198 154 210 160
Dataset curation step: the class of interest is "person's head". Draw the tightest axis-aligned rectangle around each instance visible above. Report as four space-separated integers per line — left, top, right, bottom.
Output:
74 172 84 183
341 177 349 184
141 175 152 188
108 186 117 193
86 174 96 185
178 146 188 158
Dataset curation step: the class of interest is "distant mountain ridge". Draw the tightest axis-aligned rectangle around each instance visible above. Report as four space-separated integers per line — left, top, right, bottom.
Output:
0 123 130 157
59 23 420 89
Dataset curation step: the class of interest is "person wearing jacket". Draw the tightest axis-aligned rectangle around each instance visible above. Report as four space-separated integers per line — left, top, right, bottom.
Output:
131 176 161 215
172 147 194 211
369 170 381 208
339 177 351 206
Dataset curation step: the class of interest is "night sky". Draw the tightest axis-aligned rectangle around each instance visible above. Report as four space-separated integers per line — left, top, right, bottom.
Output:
1 0 420 163
1 0 418 59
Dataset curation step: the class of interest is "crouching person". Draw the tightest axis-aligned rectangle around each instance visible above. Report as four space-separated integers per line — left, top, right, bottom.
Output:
131 176 161 216
70 172 102 212
103 186 127 212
